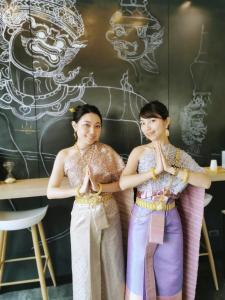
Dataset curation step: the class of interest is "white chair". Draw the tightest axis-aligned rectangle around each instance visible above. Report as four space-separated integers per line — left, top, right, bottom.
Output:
200 193 219 290
0 206 56 300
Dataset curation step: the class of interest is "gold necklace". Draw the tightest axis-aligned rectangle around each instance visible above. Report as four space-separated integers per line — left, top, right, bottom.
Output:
74 143 96 167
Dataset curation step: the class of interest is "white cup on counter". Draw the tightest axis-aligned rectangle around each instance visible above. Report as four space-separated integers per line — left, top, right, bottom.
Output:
210 159 218 171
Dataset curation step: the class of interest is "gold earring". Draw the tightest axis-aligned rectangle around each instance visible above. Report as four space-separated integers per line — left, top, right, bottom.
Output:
166 128 169 137
74 131 77 140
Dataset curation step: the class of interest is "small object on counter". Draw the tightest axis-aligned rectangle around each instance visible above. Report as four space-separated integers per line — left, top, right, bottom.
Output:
4 177 16 184
3 161 16 184
210 159 217 172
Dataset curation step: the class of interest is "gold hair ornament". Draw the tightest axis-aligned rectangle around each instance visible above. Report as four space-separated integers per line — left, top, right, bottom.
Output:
69 107 76 113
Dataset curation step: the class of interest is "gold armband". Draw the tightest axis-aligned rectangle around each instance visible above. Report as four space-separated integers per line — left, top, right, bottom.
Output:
182 168 189 183
149 168 157 181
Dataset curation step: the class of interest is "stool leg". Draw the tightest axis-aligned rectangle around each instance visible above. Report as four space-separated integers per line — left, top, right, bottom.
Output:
31 225 48 300
202 217 219 290
38 222 56 287
0 231 7 288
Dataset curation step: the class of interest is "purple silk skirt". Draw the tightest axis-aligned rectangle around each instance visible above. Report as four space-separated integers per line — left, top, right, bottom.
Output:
126 204 183 299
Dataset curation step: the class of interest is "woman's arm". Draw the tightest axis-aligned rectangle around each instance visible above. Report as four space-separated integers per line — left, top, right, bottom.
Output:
158 143 211 189
47 150 75 199
165 165 211 189
119 147 154 190
177 169 211 189
101 181 121 193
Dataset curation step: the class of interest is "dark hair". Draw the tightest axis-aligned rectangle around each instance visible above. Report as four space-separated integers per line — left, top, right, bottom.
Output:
72 104 102 124
139 100 169 120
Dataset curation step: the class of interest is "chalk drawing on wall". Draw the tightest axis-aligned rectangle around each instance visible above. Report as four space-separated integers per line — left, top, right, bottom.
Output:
0 1 149 245
180 25 212 154
106 0 164 77
0 0 149 123
39 71 148 176
0 0 86 121
0 0 148 170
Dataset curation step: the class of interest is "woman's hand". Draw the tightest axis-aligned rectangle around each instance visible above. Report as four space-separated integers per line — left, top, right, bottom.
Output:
79 166 91 194
153 142 164 175
158 143 176 175
88 167 99 192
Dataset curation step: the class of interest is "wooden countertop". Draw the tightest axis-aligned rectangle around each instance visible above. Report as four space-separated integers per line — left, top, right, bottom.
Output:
0 166 224 200
204 166 225 182
0 177 70 200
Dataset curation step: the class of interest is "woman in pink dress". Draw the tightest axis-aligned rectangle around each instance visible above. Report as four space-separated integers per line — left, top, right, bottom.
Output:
120 100 211 300
47 104 132 300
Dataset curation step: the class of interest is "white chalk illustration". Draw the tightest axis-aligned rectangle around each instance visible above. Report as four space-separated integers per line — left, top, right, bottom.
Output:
0 1 149 245
106 0 164 77
180 25 212 154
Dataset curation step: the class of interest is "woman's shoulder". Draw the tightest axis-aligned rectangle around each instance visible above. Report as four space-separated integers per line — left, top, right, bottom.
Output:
174 146 192 160
129 144 152 159
170 144 202 169
96 143 124 167
56 146 74 160
167 144 185 156
97 142 118 154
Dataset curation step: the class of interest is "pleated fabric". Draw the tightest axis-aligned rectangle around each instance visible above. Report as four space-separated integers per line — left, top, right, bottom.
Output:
70 197 125 300
126 186 204 300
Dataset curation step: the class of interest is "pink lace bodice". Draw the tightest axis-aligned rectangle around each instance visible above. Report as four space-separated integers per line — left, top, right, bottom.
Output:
64 142 124 188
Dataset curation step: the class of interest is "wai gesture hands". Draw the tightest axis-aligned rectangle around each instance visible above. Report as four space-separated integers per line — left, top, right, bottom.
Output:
79 166 100 194
152 142 176 176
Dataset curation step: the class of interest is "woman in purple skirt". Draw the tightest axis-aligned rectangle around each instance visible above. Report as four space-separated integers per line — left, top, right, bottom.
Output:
120 101 211 300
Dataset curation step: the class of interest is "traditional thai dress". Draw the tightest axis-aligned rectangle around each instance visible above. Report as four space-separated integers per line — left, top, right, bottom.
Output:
126 143 205 300
64 142 133 300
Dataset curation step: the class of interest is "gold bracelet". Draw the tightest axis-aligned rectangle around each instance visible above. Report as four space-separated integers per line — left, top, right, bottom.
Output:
149 168 157 181
75 183 102 199
95 183 102 196
173 167 179 176
75 185 82 197
182 169 189 183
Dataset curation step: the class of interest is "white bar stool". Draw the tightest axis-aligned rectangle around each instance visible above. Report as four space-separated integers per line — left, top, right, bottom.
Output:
0 206 56 300
200 193 219 290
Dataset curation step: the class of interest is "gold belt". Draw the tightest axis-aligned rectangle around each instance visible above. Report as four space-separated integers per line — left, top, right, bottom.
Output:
76 193 112 205
136 198 175 211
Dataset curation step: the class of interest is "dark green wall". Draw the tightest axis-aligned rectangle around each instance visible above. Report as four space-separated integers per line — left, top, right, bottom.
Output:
0 0 225 290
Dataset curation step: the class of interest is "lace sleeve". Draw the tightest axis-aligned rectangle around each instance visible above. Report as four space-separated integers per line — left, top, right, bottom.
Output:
102 144 125 181
179 150 203 172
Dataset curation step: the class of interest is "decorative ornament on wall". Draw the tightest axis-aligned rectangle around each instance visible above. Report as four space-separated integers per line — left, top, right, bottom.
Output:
0 0 149 122
0 0 86 120
106 0 164 77
180 25 212 154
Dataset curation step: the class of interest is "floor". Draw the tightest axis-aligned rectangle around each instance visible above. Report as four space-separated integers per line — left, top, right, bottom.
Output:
0 283 72 300
195 256 225 300
0 258 224 300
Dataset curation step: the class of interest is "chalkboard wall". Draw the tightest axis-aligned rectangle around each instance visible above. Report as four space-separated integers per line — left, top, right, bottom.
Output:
0 0 225 291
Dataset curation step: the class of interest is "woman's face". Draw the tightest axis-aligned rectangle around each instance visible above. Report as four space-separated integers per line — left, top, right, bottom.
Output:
140 116 169 142
73 113 102 146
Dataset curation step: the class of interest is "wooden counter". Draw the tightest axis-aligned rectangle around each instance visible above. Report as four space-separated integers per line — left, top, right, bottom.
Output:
204 166 225 182
0 177 69 200
0 167 224 200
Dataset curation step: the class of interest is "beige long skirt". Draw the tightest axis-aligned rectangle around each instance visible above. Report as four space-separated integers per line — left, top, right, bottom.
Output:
70 197 125 300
